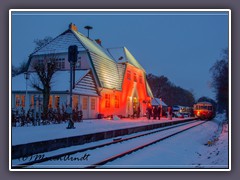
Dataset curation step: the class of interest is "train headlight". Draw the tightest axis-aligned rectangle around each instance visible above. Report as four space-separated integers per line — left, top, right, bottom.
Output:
197 111 200 116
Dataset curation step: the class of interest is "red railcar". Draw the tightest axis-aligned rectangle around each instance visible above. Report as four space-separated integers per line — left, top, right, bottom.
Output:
193 102 215 120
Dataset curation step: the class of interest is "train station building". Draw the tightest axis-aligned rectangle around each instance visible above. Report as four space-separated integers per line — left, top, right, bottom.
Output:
12 23 153 119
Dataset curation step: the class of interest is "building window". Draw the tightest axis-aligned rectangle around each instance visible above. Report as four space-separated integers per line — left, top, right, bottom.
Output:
139 75 143 84
55 96 60 108
48 95 53 108
133 73 137 82
15 95 20 107
105 94 110 108
91 98 96 110
55 58 65 69
115 95 119 108
21 95 25 107
30 95 34 108
82 97 88 110
127 70 131 80
15 94 25 107
73 95 79 110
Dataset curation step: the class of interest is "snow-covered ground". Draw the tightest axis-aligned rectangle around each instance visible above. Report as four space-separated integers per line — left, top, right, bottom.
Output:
104 114 229 169
13 120 202 168
11 114 229 170
12 117 189 145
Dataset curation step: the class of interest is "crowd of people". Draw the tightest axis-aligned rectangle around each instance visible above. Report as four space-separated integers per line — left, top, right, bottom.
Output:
146 105 173 120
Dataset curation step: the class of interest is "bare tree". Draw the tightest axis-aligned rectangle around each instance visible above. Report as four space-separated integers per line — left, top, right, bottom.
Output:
33 36 53 51
31 55 58 120
210 48 229 118
12 60 28 77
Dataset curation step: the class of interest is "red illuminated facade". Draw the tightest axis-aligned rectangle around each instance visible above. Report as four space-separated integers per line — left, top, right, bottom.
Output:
99 63 152 117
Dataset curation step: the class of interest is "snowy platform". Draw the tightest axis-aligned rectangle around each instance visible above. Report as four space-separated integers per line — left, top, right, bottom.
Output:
12 117 195 159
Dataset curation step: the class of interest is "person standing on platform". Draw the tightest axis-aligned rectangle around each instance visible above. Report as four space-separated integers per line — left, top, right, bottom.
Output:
153 106 158 120
137 105 141 118
146 106 152 120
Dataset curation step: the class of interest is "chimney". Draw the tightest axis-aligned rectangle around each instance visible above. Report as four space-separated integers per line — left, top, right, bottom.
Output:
69 23 78 31
95 39 102 46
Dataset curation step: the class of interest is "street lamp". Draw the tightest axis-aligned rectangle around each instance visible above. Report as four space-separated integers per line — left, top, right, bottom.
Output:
84 25 93 38
24 71 30 116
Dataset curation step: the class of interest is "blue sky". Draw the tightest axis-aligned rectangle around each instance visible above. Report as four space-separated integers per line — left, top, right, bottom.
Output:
11 10 229 100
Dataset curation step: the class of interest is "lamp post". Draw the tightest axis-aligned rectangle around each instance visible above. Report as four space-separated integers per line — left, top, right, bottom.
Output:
24 71 30 116
67 45 78 129
84 25 93 38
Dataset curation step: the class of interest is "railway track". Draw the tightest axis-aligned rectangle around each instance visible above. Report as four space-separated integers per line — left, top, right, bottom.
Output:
86 120 207 168
13 119 206 169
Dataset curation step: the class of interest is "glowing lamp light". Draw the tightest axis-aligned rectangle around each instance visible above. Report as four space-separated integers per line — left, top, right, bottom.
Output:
197 111 200 116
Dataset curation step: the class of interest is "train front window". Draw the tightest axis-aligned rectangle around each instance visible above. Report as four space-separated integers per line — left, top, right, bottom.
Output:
200 106 208 110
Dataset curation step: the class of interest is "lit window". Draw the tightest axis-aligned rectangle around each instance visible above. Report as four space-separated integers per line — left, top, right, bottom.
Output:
115 95 119 108
15 94 25 107
82 97 88 110
21 95 25 107
134 73 137 82
48 95 53 108
105 94 110 108
73 95 79 110
139 75 143 84
15 95 20 107
55 96 60 108
30 95 34 108
127 70 131 80
91 98 96 110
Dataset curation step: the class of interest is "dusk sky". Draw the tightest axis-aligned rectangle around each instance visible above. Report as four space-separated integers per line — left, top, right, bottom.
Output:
11 10 229 100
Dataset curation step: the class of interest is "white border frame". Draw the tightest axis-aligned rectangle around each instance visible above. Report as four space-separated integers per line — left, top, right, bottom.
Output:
9 9 231 172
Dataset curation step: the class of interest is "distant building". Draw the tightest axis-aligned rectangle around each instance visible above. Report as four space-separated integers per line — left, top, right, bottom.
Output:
12 23 153 119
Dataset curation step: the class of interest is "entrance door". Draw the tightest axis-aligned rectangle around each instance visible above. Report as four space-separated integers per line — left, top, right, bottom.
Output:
132 97 138 114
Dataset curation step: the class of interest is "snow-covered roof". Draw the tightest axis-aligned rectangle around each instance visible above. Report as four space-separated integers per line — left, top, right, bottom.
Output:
30 28 123 91
73 31 113 60
107 47 145 72
28 24 152 95
32 30 85 56
151 98 167 106
124 47 145 72
12 70 99 96
72 30 124 90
